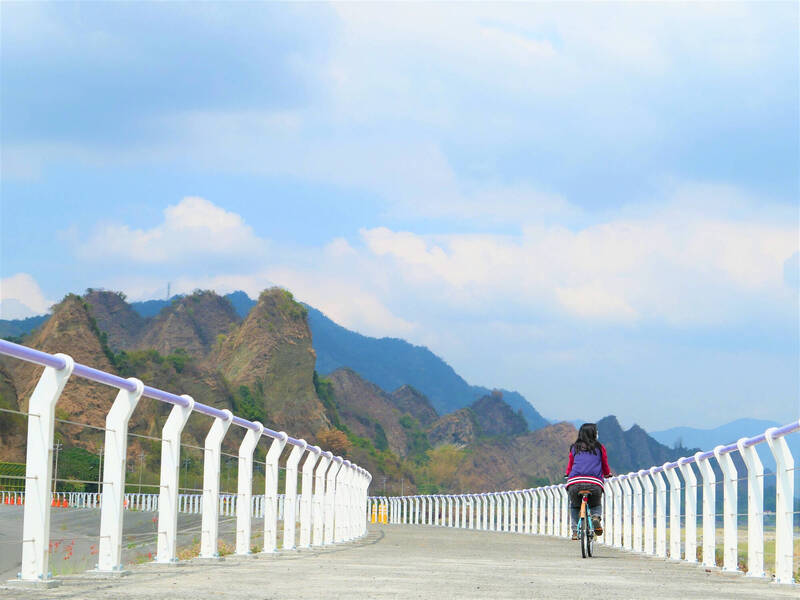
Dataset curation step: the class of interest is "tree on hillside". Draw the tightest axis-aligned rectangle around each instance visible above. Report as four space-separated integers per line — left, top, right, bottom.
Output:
316 428 352 456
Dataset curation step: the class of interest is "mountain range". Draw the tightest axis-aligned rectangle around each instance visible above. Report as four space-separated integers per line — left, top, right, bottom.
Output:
0 288 693 494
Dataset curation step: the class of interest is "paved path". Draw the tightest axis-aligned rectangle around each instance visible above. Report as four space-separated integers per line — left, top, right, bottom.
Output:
1 524 796 599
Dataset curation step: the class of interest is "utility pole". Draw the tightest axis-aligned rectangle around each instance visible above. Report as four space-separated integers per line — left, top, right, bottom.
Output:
138 452 145 494
382 476 387 497
52 441 62 493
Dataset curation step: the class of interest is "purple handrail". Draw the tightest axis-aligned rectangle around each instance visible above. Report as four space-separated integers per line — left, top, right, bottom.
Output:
0 339 305 447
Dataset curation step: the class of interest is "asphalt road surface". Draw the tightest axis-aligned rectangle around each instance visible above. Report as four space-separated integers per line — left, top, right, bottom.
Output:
0 520 796 599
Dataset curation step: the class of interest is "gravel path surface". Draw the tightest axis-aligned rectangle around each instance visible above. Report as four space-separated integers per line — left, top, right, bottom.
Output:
1 523 796 599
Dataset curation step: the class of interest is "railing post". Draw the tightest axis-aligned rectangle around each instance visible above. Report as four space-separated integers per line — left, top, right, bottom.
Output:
640 470 654 555
502 492 510 532
299 446 320 549
488 493 497 531
511 490 522 533
603 479 613 545
765 426 795 584
312 452 331 546
620 476 633 550
513 492 521 532
549 487 558 536
334 461 351 541
713 446 738 572
236 422 264 555
651 467 667 558
630 473 642 552
521 491 528 534
536 487 547 535
262 433 288 554
363 472 372 535
324 457 342 544
736 437 764 578
678 458 697 564
694 451 715 567
447 495 454 527
97 378 144 574
611 478 622 548
663 464 682 560
559 486 569 537
156 395 195 563
19 354 74 584
282 440 307 550
523 490 531 534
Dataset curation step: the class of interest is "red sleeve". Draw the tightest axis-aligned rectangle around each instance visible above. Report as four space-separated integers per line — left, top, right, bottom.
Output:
600 444 611 477
565 449 574 476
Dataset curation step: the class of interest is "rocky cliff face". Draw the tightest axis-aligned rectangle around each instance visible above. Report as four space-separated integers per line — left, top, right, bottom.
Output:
427 409 478 447
138 291 240 358
326 368 409 456
215 288 328 439
470 392 528 437
428 392 528 447
10 295 118 426
84 290 145 350
389 385 438 427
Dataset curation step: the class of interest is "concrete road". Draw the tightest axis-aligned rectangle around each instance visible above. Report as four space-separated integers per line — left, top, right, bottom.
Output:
1 523 796 599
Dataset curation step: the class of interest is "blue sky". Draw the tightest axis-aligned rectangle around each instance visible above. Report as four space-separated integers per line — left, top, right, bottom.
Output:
1 2 798 430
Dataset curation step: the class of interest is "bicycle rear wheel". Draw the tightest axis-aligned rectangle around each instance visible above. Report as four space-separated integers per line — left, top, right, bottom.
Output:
580 521 589 558
587 530 594 557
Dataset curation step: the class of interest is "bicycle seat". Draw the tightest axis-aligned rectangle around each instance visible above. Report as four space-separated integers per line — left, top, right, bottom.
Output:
577 490 593 495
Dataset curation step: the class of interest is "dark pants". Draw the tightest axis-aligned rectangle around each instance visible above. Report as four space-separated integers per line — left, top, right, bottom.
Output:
567 483 603 533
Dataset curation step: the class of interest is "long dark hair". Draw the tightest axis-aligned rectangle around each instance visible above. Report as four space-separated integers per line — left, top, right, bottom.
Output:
572 423 599 455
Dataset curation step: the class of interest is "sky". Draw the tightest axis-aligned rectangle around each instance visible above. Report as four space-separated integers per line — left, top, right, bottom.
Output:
1 2 798 430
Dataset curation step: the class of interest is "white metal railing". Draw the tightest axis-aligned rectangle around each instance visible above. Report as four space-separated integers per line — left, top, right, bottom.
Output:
0 339 371 584
370 419 798 585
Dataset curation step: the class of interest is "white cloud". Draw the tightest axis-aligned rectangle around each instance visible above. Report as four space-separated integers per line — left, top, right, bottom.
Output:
355 187 797 324
77 197 267 264
265 267 417 337
0 273 54 318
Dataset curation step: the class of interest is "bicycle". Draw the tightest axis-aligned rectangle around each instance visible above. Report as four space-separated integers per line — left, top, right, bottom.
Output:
576 489 596 559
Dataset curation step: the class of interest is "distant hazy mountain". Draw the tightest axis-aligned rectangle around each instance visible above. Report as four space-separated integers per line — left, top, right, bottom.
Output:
305 304 549 430
651 418 782 450
0 314 49 339
651 417 800 478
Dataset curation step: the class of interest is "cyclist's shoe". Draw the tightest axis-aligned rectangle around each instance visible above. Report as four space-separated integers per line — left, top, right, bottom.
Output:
591 515 603 536
571 531 578 540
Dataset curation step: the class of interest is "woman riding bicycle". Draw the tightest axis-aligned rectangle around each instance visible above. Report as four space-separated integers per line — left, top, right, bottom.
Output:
565 423 611 540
